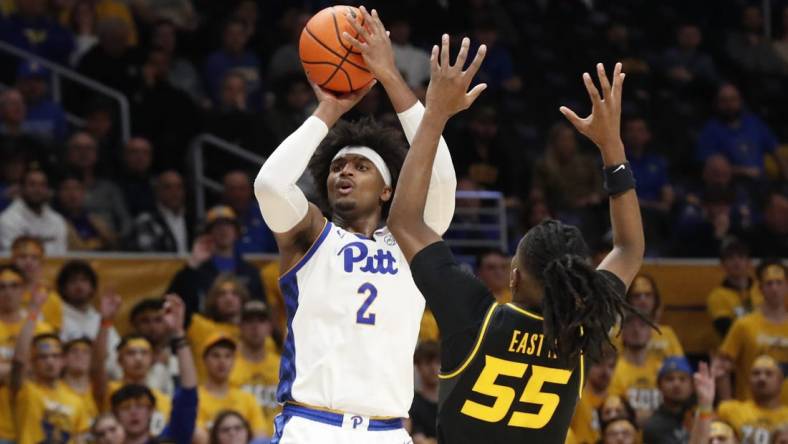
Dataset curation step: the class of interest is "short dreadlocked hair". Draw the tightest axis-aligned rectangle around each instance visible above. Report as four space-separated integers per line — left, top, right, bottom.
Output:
517 219 646 363
308 117 407 217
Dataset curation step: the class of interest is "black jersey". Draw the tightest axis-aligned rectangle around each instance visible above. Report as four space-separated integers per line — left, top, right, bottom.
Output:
410 241 625 444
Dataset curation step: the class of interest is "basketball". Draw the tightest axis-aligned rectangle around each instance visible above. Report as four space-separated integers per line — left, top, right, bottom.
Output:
299 5 375 93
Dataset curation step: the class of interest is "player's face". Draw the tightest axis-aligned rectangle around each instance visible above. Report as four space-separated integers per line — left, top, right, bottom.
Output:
588 356 616 392
92 415 126 444
603 419 636 444
240 317 270 349
327 155 391 220
115 397 153 438
64 342 91 375
215 414 250 444
132 310 167 346
119 345 153 380
658 371 692 404
749 365 782 399
722 254 749 279
204 346 235 382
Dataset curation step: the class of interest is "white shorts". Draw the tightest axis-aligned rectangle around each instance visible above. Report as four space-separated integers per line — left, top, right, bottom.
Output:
272 405 413 444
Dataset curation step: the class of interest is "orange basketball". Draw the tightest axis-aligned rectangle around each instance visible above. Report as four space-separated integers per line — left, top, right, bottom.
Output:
299 5 374 93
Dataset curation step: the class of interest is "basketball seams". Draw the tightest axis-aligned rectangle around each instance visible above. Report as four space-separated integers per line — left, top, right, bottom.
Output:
303 27 370 73
330 6 364 55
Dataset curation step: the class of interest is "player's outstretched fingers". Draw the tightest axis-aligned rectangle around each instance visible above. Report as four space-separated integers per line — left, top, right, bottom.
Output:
466 83 487 106
345 11 372 41
464 44 486 79
596 63 611 100
370 9 387 37
430 45 439 73
582 72 601 106
611 62 623 96
559 106 585 131
440 34 450 70
454 37 470 71
342 31 367 51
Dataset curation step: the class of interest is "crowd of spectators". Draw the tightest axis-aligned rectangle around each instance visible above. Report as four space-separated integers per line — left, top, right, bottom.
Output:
0 0 788 443
0 0 785 258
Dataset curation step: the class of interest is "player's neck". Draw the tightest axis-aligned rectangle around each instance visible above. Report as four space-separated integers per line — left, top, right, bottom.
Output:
241 341 265 362
332 212 382 238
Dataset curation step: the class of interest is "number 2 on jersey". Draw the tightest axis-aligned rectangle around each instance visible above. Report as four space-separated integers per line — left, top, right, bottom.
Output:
460 355 572 429
356 283 377 325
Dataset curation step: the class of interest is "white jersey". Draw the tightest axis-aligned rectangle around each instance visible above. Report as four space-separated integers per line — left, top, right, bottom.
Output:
277 219 425 418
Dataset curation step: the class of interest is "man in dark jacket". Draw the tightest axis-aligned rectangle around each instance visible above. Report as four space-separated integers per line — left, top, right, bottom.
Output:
643 357 698 444
167 205 265 321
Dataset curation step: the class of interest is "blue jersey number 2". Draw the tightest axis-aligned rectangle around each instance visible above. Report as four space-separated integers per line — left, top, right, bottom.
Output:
356 283 378 325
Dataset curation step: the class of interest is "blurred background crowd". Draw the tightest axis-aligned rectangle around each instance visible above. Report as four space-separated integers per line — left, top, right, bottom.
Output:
0 0 787 443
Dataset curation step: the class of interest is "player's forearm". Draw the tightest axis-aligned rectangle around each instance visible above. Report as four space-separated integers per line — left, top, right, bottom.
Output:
254 115 328 233
397 101 457 235
389 109 447 239
378 70 418 113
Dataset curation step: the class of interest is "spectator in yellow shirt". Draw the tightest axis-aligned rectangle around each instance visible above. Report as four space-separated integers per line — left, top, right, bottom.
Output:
609 313 663 426
10 289 90 444
197 333 267 440
230 300 281 438
614 274 684 360
707 238 763 338
92 292 171 436
11 236 62 331
570 346 617 444
62 337 98 422
716 355 788 444
717 260 788 403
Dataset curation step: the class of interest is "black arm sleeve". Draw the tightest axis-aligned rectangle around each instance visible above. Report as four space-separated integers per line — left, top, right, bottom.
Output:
597 269 627 297
411 241 496 371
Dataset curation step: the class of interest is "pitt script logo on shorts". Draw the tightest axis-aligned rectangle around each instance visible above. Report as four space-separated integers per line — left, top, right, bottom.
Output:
338 241 398 275
351 415 363 429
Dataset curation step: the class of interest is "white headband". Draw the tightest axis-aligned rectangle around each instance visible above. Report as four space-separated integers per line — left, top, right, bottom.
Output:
332 146 392 186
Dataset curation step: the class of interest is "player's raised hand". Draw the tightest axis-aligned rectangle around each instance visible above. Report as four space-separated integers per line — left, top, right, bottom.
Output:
425 35 487 119
560 62 626 156
694 361 716 408
343 6 397 80
162 294 186 337
311 78 377 126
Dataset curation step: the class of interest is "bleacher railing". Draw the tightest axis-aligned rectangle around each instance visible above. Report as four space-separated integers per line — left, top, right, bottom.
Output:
190 133 266 218
0 40 131 143
447 190 508 252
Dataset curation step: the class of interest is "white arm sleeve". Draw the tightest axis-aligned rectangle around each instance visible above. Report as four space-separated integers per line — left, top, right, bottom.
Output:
397 102 457 235
254 116 329 233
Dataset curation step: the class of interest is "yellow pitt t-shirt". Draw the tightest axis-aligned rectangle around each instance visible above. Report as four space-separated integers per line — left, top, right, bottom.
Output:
188 314 240 382
22 288 63 332
719 312 788 402
62 383 98 426
230 350 281 437
0 317 53 383
107 381 171 435
707 281 763 323
15 380 90 444
570 388 605 444
197 386 267 436
609 354 663 413
717 399 788 444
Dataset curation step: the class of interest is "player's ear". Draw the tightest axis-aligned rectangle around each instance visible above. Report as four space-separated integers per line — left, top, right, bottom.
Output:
510 267 520 292
379 185 392 203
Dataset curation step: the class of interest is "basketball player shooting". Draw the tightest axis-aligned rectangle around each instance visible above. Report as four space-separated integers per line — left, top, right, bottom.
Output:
387 39 647 443
254 6 456 444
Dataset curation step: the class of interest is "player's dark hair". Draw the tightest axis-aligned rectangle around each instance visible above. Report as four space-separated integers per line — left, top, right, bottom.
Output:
309 117 407 217
209 410 252 444
516 219 642 363
111 383 156 411
756 259 786 282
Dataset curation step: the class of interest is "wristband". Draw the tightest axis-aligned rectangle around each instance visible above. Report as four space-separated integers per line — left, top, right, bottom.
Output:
27 311 39 322
170 336 188 354
603 162 636 196
101 318 114 328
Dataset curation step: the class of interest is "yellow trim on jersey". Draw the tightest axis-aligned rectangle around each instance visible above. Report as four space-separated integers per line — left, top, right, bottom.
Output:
286 401 399 420
278 218 329 279
578 353 585 399
439 303 498 380
505 303 544 320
